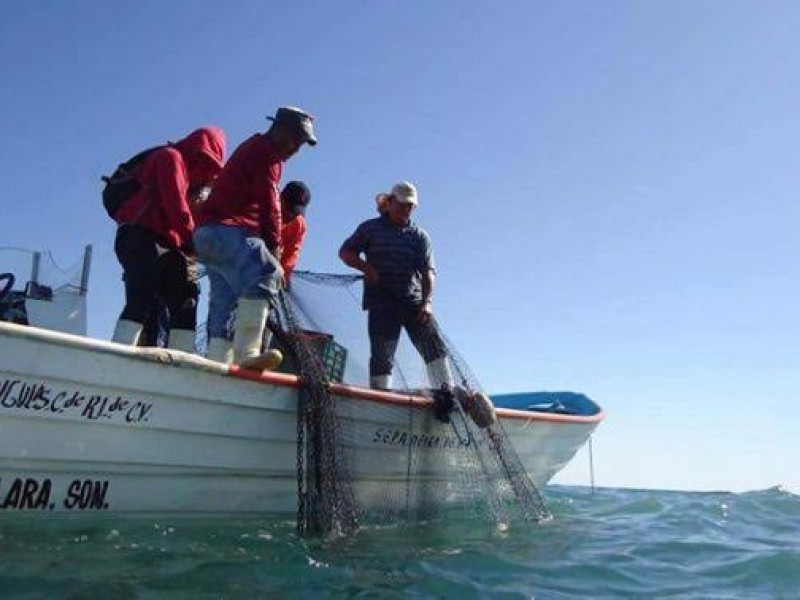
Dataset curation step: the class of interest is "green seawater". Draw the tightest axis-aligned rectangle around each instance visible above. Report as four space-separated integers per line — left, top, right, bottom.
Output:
0 486 798 599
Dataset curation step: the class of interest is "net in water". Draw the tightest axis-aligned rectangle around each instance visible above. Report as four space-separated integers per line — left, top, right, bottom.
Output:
270 271 552 535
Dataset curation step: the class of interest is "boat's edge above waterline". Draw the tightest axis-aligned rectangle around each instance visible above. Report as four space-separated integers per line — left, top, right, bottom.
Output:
0 321 605 425
0 321 603 515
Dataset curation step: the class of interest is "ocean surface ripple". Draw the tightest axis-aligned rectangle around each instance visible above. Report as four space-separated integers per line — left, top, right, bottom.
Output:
0 486 798 598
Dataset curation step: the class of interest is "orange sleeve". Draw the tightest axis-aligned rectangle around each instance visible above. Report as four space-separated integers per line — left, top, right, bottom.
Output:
281 216 307 278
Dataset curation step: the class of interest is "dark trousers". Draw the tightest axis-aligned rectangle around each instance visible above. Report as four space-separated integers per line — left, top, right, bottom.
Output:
140 300 170 347
367 301 447 377
114 225 199 334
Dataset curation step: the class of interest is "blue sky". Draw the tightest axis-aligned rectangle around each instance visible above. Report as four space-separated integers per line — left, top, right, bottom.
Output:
1 1 798 493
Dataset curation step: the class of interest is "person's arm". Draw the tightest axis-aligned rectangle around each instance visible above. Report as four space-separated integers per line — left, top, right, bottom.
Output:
418 267 435 323
257 163 283 258
281 217 306 280
339 225 379 284
152 149 194 248
339 248 379 284
417 230 436 323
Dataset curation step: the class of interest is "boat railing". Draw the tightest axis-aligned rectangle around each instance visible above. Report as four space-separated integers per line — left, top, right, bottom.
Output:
0 245 91 336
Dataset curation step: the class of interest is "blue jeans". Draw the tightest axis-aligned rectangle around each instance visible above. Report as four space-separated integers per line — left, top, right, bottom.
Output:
194 224 281 340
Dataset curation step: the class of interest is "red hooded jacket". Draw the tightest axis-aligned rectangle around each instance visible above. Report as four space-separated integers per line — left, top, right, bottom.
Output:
195 134 284 252
114 127 226 248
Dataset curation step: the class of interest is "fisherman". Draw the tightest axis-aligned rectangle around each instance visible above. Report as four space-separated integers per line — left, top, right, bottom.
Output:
339 182 497 427
279 180 312 287
193 107 317 369
338 181 453 391
111 127 227 351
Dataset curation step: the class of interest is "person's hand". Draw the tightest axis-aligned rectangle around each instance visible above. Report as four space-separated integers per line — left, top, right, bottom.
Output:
417 300 433 324
363 264 380 285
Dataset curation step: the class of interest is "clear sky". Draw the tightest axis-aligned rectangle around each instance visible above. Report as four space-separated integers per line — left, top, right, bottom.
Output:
1 1 798 493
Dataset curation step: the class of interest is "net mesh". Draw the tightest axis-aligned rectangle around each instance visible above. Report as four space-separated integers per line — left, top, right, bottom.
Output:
0 247 88 295
272 290 360 537
272 271 551 535
0 246 90 334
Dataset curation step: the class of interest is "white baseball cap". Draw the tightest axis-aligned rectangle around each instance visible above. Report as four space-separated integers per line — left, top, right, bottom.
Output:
389 181 418 206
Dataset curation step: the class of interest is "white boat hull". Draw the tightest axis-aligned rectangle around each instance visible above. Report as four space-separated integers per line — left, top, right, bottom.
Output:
0 322 603 515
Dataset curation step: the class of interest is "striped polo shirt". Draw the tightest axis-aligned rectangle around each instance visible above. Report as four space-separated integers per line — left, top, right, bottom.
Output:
340 215 435 309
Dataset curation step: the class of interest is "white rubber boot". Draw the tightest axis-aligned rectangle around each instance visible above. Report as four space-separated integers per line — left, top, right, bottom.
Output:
112 319 143 346
168 329 196 353
206 337 233 364
370 374 392 390
233 298 283 371
426 356 454 390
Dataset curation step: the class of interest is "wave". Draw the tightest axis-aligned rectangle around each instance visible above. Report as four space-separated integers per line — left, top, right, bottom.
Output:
552 482 800 497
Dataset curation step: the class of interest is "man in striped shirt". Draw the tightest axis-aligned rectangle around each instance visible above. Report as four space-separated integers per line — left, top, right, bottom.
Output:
339 181 453 392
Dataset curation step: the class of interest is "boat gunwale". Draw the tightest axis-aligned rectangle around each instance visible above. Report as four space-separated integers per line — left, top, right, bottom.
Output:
0 321 605 426
229 367 605 425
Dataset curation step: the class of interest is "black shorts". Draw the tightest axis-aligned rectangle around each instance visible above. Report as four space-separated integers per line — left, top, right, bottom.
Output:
114 225 199 330
367 301 446 376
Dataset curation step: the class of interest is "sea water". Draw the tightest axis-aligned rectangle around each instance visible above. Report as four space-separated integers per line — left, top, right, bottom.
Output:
0 486 797 599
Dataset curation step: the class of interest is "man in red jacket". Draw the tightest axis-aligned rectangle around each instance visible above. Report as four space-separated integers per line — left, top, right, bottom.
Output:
112 126 226 351
194 107 317 369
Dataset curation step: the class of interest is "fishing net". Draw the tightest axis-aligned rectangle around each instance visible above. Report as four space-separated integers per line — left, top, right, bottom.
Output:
271 290 360 537
271 271 551 535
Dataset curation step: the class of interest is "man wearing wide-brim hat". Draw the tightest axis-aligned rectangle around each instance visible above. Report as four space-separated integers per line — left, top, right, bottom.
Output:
194 106 317 370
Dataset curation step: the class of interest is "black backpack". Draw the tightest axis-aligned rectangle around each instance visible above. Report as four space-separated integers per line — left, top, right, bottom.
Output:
101 145 165 219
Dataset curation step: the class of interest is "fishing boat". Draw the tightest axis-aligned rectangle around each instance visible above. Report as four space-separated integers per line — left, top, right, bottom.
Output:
0 247 604 516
